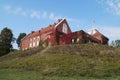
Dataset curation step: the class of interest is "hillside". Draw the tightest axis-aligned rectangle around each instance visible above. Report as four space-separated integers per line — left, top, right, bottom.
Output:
0 43 120 78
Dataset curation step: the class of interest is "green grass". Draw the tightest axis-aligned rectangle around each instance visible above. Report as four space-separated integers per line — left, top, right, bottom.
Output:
0 46 44 62
0 69 119 80
0 43 120 79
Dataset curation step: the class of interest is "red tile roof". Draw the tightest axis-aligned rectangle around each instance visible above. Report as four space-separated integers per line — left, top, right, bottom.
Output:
21 19 64 41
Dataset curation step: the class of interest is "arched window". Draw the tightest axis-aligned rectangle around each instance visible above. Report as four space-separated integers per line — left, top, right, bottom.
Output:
62 23 68 34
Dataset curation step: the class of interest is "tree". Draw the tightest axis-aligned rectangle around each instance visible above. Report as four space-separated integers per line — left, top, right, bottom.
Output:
16 33 26 48
0 27 15 56
110 40 120 48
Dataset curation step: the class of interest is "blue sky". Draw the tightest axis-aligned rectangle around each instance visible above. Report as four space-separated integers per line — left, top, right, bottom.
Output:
0 0 120 48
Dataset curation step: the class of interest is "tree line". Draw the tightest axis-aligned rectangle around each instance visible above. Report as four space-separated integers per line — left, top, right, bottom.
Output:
0 27 26 56
0 27 120 56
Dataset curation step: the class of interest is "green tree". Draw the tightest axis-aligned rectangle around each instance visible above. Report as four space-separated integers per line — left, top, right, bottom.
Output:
0 27 15 56
16 33 26 48
111 40 120 48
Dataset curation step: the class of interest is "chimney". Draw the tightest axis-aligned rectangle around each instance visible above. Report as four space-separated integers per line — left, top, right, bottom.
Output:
49 24 52 27
31 31 35 33
54 22 56 25
57 19 62 23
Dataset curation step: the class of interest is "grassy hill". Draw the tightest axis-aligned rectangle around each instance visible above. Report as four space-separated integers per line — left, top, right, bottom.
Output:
0 43 120 79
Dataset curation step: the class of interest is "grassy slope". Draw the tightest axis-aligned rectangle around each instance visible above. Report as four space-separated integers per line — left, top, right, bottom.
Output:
0 69 119 80
0 43 120 78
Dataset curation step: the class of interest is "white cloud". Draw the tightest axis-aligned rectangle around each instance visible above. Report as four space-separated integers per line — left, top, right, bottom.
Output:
101 27 120 40
3 5 11 13
30 11 40 19
42 11 47 18
97 0 120 16
14 7 22 14
2 5 63 20
107 0 120 15
49 13 55 20
2 5 27 16
67 18 81 23
49 12 62 20
21 12 27 16
1 4 82 23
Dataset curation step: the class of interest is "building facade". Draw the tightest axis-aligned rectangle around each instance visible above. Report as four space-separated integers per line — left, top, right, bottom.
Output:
21 19 71 50
20 19 109 50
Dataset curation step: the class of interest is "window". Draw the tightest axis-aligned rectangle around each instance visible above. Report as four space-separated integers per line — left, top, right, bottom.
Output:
37 36 40 40
77 38 79 42
37 36 40 46
72 39 74 43
30 38 32 42
29 43 32 48
34 37 36 41
48 35 51 38
33 41 35 47
33 37 36 47
25 48 27 50
72 38 77 43
62 23 68 34
29 38 32 48
37 41 39 46
43 34 46 40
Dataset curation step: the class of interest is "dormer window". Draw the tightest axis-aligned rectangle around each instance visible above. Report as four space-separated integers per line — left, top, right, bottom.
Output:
62 23 68 34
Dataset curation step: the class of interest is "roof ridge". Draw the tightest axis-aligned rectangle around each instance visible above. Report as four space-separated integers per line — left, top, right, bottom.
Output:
54 19 65 28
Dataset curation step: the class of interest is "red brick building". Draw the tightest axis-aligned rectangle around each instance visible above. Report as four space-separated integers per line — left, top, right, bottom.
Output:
59 30 101 45
21 19 109 50
21 19 71 50
88 29 109 44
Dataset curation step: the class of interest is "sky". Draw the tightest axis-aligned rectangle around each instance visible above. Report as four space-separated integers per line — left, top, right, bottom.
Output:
0 0 120 49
